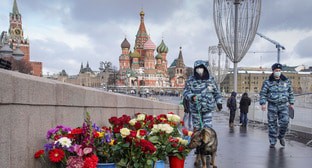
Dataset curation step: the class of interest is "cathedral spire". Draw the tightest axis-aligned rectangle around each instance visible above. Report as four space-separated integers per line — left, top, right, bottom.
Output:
177 47 185 67
135 9 148 50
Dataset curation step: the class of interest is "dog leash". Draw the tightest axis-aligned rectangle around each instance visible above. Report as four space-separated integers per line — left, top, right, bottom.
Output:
196 98 203 129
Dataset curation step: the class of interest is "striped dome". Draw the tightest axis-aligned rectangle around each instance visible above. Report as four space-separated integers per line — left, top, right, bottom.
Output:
156 40 168 53
143 38 156 50
155 53 162 59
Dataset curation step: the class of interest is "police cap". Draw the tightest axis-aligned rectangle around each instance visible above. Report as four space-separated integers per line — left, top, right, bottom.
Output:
271 63 282 71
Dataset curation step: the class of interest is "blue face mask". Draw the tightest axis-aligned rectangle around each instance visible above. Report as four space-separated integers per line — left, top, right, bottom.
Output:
274 71 281 78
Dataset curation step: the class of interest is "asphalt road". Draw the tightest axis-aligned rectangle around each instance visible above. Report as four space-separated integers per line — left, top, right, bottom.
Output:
164 111 312 168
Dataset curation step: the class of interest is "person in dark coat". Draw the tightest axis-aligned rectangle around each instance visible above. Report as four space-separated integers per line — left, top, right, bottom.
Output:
239 92 251 127
227 91 237 128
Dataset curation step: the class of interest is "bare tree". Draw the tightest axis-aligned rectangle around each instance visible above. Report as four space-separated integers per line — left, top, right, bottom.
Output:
3 56 33 74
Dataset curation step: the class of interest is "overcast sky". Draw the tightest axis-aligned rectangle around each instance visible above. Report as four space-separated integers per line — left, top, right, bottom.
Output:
1 0 311 75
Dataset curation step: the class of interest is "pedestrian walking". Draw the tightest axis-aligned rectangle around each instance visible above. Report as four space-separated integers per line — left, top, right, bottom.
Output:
183 60 223 130
227 91 237 128
259 63 295 148
239 92 251 127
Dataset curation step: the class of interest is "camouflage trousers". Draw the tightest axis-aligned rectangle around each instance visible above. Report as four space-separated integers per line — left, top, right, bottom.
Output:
267 103 289 145
191 111 213 129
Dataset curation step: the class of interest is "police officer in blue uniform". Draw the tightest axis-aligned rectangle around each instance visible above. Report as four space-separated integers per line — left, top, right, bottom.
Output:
259 63 295 148
183 60 223 130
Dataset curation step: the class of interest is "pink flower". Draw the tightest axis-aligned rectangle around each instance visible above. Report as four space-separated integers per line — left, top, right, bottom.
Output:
66 156 84 168
83 147 93 155
72 144 83 156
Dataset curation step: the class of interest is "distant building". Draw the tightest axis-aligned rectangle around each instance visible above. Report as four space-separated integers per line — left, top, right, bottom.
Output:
167 47 192 88
55 62 116 89
117 10 191 89
220 66 312 94
0 0 42 76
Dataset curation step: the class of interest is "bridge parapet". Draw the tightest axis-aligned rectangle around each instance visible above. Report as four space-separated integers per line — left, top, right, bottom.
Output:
0 69 183 168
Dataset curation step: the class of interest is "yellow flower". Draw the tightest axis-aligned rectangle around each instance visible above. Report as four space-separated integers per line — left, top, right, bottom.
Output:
98 132 104 138
109 139 115 146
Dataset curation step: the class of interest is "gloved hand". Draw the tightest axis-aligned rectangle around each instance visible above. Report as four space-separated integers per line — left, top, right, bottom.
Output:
191 95 196 102
217 103 222 111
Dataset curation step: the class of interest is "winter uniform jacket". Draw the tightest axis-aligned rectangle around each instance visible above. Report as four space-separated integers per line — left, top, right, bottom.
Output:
259 74 295 105
183 60 222 113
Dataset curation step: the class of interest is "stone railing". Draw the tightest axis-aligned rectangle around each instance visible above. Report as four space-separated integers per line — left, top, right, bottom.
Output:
0 69 183 168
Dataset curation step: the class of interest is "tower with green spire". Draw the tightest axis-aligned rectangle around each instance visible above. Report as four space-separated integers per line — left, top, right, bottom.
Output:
9 0 23 41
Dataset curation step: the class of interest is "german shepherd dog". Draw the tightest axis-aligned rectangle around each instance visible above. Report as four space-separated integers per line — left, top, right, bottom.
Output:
188 127 218 168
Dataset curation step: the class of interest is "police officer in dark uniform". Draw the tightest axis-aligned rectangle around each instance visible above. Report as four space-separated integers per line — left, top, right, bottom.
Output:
259 63 295 148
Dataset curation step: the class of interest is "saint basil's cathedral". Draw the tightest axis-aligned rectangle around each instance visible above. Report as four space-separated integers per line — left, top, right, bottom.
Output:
117 10 189 89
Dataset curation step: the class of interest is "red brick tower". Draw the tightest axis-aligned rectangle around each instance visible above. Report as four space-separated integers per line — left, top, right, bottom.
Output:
8 0 42 76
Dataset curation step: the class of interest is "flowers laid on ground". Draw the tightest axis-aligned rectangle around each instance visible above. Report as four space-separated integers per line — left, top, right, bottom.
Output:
34 111 193 168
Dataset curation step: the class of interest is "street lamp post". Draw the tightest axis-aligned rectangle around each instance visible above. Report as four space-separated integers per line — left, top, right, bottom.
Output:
126 72 131 94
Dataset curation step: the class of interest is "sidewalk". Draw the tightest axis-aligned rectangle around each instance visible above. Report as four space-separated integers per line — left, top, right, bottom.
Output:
179 111 312 168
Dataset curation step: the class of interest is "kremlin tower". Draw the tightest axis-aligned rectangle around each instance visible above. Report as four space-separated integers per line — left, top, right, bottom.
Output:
0 0 42 76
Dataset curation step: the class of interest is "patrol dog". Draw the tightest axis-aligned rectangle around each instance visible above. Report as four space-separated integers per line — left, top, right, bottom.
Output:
188 127 218 168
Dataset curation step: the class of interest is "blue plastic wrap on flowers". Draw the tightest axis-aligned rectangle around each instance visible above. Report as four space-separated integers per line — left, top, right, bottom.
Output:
183 136 191 145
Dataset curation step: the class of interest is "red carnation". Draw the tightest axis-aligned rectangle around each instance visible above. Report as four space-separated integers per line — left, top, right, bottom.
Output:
93 131 100 138
71 128 83 135
49 148 65 163
83 154 98 168
54 135 61 140
34 149 44 159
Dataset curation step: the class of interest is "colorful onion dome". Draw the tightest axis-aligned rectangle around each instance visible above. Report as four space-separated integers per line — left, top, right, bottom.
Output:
156 40 168 53
121 38 130 49
143 38 156 50
130 50 141 58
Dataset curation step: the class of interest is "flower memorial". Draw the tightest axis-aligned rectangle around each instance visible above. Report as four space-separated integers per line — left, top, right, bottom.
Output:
34 111 192 168
109 114 158 168
34 112 104 168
